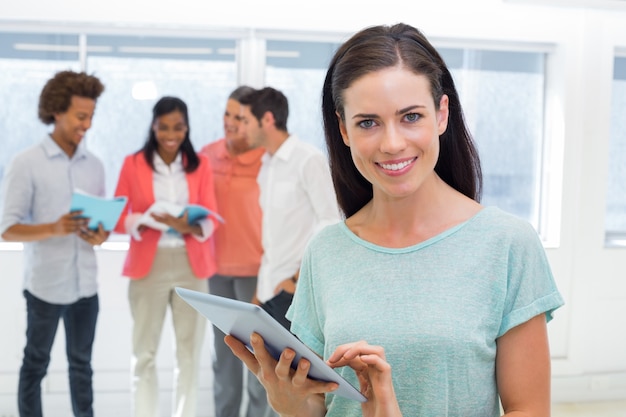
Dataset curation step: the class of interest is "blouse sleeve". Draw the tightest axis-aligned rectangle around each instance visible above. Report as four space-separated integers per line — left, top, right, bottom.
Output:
498 219 565 337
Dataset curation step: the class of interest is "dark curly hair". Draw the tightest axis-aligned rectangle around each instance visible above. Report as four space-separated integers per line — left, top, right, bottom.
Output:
38 70 105 125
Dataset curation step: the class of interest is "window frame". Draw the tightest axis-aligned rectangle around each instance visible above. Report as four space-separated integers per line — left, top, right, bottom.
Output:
604 49 626 247
0 24 563 250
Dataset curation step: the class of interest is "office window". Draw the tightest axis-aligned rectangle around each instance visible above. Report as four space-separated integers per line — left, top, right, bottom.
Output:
605 56 626 245
85 34 238 196
0 32 80 209
440 49 547 229
0 30 550 241
265 41 547 231
0 31 239 208
265 40 340 152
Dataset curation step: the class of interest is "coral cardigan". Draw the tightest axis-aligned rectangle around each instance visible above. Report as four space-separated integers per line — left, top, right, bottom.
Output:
113 152 218 279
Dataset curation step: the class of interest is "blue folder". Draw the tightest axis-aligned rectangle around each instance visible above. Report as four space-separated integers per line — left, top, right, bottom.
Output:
183 204 225 224
70 191 128 231
138 201 224 232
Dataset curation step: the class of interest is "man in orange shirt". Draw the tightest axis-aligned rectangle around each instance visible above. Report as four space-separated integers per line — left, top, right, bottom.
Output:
200 86 274 417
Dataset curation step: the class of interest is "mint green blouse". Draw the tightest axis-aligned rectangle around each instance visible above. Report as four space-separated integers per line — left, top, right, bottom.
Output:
287 206 564 417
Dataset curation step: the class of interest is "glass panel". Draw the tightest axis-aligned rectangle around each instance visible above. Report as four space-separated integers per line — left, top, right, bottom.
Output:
0 32 80 61
85 34 238 197
265 40 340 152
605 56 626 243
442 48 546 229
0 32 80 210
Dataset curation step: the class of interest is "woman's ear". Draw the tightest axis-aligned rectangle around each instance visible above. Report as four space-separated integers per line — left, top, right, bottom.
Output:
437 94 450 135
336 112 350 146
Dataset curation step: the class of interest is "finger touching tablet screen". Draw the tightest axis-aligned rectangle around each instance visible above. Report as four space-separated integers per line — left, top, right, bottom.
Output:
175 287 366 403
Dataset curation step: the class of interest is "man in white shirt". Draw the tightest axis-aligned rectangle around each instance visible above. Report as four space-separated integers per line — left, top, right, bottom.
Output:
239 87 340 329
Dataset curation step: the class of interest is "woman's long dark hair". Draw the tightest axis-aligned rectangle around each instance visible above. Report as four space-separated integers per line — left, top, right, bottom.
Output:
322 23 482 217
139 96 199 173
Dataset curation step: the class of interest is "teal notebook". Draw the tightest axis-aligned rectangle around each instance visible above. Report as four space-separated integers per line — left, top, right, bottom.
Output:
184 204 224 224
70 190 128 231
139 201 224 232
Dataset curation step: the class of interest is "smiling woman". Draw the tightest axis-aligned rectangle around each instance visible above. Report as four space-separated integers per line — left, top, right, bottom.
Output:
337 68 450 210
111 96 219 417
152 104 189 164
224 22 564 417
1 2 626 415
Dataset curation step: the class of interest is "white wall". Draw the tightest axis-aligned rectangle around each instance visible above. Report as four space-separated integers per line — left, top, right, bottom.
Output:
1 0 626 414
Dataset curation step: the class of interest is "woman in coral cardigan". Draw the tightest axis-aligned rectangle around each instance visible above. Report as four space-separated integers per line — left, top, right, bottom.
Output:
114 96 218 417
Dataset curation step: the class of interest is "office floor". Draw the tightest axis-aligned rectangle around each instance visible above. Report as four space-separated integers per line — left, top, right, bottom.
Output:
1 392 625 416
552 400 626 417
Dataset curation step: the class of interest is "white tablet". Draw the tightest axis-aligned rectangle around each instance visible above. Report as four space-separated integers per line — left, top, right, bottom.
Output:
175 287 366 403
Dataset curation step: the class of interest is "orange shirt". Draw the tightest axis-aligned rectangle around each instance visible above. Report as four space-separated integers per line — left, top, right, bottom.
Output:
201 139 264 277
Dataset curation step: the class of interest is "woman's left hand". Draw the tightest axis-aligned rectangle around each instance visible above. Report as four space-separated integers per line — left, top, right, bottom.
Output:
327 341 403 417
151 211 198 235
225 333 335 416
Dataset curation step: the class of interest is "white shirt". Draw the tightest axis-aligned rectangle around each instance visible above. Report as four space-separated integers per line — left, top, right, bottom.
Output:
256 135 340 303
153 152 188 247
129 152 212 246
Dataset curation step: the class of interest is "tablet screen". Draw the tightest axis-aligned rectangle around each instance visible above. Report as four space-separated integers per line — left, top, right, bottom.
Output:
175 287 366 403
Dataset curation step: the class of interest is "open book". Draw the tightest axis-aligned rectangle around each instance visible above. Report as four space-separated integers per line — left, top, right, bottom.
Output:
138 201 224 232
70 190 128 231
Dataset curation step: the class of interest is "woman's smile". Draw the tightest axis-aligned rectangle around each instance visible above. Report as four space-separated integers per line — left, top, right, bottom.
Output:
376 157 418 176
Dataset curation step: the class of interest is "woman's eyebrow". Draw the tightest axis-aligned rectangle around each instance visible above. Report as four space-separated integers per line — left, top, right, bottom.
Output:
351 104 426 119
396 104 425 115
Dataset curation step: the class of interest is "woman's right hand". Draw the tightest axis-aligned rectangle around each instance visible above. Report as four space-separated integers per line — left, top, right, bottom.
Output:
327 341 403 417
224 333 335 417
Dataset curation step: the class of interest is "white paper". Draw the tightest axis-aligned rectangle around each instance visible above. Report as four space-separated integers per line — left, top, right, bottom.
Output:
138 201 185 231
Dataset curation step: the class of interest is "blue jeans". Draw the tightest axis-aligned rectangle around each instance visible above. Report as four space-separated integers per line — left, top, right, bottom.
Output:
18 290 99 417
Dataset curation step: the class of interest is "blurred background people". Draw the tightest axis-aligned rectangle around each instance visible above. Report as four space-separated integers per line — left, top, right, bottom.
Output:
200 86 275 417
113 96 219 417
0 70 106 417
239 87 340 330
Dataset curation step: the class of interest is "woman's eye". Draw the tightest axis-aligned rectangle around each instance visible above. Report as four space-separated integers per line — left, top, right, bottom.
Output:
405 113 420 122
358 119 376 129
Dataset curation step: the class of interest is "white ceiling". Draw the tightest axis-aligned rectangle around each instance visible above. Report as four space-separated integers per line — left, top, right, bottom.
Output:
503 0 626 9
